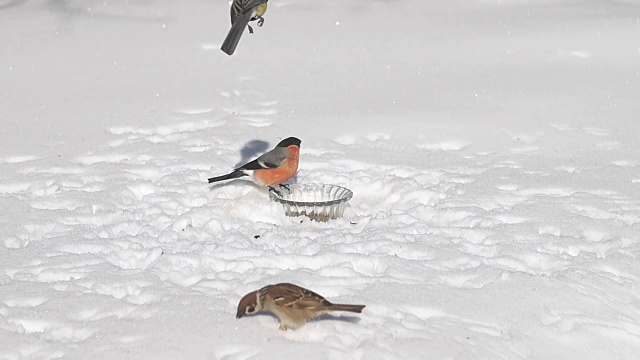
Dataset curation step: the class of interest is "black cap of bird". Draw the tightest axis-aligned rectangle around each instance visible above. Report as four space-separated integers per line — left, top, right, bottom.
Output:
221 0 269 56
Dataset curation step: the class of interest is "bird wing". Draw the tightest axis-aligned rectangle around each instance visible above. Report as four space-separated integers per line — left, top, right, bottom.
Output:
237 147 287 171
268 283 332 310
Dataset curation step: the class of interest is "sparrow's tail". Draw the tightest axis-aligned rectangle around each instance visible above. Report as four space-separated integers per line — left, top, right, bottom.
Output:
221 11 252 56
208 170 247 183
329 304 366 313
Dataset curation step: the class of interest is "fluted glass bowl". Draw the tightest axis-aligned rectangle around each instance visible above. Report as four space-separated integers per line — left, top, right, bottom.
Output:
269 183 353 222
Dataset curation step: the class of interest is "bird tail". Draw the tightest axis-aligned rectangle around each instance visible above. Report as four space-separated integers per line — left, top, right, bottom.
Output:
221 11 252 56
329 304 365 313
208 170 247 183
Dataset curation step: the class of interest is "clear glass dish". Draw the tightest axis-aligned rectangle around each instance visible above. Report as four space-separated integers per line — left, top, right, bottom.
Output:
269 183 353 222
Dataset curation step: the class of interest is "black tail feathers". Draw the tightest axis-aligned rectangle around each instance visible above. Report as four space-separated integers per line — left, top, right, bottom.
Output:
207 170 247 183
221 12 252 55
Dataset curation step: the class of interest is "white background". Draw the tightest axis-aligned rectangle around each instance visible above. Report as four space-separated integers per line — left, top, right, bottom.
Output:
1 0 640 358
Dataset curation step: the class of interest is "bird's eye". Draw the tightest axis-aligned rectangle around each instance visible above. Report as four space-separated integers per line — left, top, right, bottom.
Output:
246 305 256 314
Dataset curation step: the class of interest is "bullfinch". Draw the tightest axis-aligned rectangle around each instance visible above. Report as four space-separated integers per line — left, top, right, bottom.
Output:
207 137 301 189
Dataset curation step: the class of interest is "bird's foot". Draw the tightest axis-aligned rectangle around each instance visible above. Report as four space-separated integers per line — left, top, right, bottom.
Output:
269 186 282 197
248 24 254 34
257 16 264 27
278 184 290 191
269 184 291 197
278 324 288 331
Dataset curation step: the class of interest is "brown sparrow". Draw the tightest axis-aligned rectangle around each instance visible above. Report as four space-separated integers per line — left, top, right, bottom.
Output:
236 283 365 330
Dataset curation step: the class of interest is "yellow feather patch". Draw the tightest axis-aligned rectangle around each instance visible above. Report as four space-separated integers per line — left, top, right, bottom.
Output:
256 3 267 17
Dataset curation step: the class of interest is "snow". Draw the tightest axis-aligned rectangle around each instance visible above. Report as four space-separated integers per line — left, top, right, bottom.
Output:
1 0 640 358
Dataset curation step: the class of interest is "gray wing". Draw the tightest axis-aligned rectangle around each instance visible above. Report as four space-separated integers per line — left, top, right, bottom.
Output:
237 146 287 170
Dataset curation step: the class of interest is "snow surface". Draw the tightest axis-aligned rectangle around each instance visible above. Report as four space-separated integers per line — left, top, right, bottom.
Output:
1 0 640 358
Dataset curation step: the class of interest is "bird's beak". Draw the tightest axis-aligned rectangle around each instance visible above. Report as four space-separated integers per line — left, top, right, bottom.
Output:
236 311 243 319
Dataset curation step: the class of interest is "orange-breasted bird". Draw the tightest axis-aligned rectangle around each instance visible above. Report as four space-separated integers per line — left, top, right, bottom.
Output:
207 137 301 190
